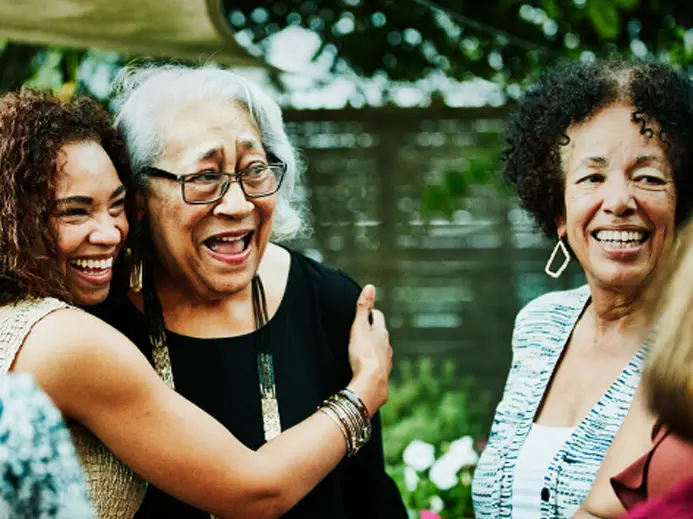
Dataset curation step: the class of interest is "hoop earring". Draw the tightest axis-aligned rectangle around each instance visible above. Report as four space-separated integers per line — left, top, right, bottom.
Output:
545 236 570 279
127 248 143 292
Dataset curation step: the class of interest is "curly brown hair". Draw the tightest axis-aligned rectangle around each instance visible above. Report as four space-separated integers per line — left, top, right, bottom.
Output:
0 90 131 305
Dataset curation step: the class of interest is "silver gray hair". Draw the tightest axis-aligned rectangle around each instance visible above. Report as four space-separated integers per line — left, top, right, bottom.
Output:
111 64 307 241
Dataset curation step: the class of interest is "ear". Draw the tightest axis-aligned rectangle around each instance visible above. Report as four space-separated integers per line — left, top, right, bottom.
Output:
134 191 146 222
556 216 566 239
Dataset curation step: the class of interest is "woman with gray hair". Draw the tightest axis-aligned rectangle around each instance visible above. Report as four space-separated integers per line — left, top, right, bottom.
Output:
0 89 392 519
89 64 407 518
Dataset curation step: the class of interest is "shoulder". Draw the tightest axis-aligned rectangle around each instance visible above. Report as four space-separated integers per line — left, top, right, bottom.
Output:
510 284 589 356
515 284 590 328
284 246 361 308
22 306 150 375
17 307 152 390
27 305 119 346
0 296 72 326
0 297 73 374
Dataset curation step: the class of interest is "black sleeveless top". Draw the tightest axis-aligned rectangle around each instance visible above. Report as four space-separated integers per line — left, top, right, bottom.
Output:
90 249 406 519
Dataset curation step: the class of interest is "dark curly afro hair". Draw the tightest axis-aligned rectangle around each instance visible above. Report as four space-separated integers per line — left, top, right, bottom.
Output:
503 59 693 238
0 90 131 305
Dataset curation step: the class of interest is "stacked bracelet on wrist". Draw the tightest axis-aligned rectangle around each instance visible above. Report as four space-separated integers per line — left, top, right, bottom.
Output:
318 389 372 457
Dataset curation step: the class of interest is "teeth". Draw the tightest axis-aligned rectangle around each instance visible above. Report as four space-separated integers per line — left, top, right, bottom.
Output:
216 235 247 242
595 230 645 242
70 257 113 269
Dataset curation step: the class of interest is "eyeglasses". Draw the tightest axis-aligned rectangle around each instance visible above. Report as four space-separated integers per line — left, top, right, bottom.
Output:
144 163 287 204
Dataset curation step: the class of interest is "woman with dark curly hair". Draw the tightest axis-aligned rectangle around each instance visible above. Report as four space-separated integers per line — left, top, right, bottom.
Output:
472 59 693 519
0 90 393 519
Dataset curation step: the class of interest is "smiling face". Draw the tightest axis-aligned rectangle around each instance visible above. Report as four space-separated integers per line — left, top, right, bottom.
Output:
559 102 677 291
143 100 277 300
53 141 129 306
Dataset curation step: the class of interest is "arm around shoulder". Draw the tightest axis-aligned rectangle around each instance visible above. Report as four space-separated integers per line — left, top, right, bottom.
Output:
12 308 351 519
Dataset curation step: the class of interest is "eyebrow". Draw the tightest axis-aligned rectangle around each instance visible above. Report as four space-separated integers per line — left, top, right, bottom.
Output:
634 154 662 165
57 185 126 205
182 144 224 167
238 137 263 150
182 138 265 168
580 156 608 167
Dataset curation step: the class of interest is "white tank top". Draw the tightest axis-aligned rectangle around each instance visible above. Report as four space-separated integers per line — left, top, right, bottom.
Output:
511 423 576 518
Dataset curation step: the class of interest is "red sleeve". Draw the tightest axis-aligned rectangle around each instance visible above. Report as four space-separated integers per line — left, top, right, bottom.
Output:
610 422 668 510
622 478 693 519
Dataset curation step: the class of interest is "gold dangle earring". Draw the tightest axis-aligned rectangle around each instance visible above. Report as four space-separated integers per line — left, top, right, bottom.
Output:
544 234 570 279
127 247 143 292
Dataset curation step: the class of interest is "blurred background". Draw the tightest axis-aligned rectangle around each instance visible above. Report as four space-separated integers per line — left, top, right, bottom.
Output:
2 1 692 516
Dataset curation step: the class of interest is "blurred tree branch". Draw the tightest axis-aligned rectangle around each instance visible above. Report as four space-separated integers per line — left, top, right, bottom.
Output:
225 0 693 86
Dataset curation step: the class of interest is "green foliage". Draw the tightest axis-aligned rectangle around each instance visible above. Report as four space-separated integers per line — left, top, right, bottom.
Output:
381 357 491 518
25 49 71 91
382 357 490 466
226 1 693 86
421 147 509 219
587 0 622 40
0 2 692 101
613 0 639 10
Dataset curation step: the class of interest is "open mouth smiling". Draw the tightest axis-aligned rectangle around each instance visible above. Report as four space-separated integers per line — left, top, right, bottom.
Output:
204 231 254 255
68 255 116 285
592 229 650 249
203 230 256 266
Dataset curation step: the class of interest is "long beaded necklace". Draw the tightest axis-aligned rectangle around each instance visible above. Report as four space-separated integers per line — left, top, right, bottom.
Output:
142 268 282 517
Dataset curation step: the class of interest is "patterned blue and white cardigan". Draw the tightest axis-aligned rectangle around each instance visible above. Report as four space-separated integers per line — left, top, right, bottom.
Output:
472 285 647 519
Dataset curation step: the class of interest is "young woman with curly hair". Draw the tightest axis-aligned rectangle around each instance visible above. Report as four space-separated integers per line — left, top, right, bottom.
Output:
471 59 693 519
0 90 393 519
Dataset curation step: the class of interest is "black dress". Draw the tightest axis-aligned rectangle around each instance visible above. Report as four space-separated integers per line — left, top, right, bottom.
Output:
90 248 407 519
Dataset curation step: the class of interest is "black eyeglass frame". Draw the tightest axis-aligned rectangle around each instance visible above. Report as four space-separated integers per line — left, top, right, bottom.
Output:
143 163 287 205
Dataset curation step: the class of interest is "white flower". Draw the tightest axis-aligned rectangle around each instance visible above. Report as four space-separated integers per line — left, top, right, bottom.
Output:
428 456 460 490
404 466 419 491
430 495 444 513
403 439 436 471
447 436 479 468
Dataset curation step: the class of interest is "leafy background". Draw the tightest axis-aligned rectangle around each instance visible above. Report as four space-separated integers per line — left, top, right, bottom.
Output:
1 2 691 516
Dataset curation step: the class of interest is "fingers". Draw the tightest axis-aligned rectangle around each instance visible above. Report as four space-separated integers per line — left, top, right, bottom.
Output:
355 285 376 319
370 309 386 331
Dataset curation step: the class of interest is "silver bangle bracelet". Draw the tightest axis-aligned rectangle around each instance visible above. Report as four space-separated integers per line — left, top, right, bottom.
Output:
318 406 352 456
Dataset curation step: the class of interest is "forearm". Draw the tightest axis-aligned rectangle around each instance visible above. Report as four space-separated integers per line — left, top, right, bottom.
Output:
83 387 348 519
251 411 347 515
15 311 348 519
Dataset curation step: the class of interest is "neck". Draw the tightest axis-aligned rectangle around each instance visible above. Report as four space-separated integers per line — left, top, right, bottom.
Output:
127 244 289 338
585 279 652 341
161 269 254 317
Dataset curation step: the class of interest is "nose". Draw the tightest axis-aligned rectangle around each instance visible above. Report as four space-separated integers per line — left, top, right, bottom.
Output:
89 215 125 247
602 174 636 216
213 181 254 218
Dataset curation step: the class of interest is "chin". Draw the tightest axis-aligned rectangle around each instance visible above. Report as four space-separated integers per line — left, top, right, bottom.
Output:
593 269 651 291
208 273 256 297
72 289 110 308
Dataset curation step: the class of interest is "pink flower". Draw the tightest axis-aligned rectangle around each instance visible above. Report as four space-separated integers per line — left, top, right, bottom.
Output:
420 511 443 519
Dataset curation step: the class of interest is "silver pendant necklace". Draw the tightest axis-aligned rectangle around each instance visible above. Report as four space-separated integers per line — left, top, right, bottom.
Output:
145 273 281 518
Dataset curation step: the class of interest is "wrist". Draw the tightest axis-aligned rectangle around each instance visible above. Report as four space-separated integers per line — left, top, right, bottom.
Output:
346 373 385 418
